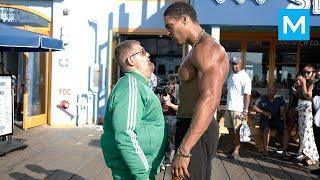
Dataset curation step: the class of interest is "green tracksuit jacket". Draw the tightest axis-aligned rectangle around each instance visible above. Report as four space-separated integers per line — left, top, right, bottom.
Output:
100 71 166 180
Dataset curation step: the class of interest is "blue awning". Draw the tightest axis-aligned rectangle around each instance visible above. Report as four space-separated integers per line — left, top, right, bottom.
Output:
0 23 63 52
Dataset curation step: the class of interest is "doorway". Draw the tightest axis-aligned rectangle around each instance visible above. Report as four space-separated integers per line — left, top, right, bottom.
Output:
23 52 47 129
117 34 183 86
0 52 48 129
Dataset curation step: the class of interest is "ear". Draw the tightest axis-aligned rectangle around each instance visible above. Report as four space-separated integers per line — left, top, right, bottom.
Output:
181 15 190 24
126 57 135 66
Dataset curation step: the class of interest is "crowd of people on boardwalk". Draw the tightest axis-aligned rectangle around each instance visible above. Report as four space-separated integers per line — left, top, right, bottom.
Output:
225 58 320 170
99 2 320 180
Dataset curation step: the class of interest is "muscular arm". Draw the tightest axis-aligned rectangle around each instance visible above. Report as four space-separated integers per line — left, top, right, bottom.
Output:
179 42 229 154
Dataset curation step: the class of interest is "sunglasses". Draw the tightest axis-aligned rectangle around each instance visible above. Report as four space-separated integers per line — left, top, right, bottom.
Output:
303 71 314 75
127 49 147 60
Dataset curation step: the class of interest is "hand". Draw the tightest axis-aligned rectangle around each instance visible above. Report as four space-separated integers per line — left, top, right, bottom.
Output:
172 154 190 179
312 73 316 80
242 111 248 120
164 101 172 107
262 111 272 119
300 76 306 85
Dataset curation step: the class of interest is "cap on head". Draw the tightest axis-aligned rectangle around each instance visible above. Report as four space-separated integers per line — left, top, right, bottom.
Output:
231 56 242 64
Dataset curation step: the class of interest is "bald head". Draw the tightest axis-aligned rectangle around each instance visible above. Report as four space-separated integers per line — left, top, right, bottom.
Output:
114 40 140 69
267 84 276 99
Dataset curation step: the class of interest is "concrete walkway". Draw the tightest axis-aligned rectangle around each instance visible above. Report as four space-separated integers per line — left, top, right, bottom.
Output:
0 125 318 180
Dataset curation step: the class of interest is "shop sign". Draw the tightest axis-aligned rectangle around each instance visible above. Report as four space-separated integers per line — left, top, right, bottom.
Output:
278 9 310 41
278 40 320 46
278 0 320 40
214 0 266 5
286 0 320 15
213 0 320 14
0 7 48 27
0 76 13 136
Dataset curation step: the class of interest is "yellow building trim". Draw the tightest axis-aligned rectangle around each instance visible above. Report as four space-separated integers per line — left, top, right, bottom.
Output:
113 28 167 35
222 32 277 40
269 39 276 85
241 40 247 66
16 26 51 36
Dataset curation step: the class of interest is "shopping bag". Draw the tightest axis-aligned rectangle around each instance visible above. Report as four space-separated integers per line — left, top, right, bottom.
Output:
239 121 251 142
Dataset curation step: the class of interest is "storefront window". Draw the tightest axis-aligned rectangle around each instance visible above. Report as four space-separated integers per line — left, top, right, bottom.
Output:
129 36 182 83
246 41 269 97
275 41 297 104
27 52 46 116
221 40 241 59
299 38 320 70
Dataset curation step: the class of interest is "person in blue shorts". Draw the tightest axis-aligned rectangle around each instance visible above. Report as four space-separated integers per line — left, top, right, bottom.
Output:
253 85 289 159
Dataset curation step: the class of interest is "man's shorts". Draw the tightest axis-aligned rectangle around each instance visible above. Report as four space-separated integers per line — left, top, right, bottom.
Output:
164 115 177 135
260 119 285 132
224 110 243 130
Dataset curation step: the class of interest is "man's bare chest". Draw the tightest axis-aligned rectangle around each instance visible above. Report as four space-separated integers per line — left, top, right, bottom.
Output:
178 56 197 82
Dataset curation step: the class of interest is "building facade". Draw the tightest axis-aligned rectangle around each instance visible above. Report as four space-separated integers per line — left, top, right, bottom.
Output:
0 0 54 129
1 0 182 129
1 0 319 128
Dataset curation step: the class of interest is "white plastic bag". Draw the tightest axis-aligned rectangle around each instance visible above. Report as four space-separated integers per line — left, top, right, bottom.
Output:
239 121 251 142
313 96 320 127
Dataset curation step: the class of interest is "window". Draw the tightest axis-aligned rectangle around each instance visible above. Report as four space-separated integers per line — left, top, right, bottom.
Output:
275 41 298 104
299 38 320 70
246 41 270 88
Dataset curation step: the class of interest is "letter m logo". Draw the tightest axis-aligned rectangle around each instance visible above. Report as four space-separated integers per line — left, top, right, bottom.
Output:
278 9 310 41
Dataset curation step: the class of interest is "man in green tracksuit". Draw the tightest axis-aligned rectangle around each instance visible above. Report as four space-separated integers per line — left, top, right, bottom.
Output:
100 40 166 180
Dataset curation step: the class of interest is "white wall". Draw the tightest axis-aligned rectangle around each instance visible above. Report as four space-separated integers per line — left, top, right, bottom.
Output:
1 0 177 126
50 0 173 126
51 0 115 126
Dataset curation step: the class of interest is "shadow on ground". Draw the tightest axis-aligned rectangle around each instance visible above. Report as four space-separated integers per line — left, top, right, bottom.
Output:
9 164 85 180
88 139 101 147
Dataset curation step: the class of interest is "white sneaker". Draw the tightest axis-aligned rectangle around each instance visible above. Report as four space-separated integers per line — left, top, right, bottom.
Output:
295 151 302 157
160 165 165 171
296 155 304 160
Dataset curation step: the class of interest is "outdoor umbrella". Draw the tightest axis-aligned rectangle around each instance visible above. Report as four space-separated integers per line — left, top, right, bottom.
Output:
0 23 63 52
0 23 63 156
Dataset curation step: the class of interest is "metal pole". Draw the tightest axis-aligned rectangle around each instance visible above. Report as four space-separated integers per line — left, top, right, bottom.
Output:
107 30 113 96
0 51 3 73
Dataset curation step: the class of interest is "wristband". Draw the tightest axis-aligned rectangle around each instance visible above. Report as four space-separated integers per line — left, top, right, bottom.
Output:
177 147 192 158
243 109 248 113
